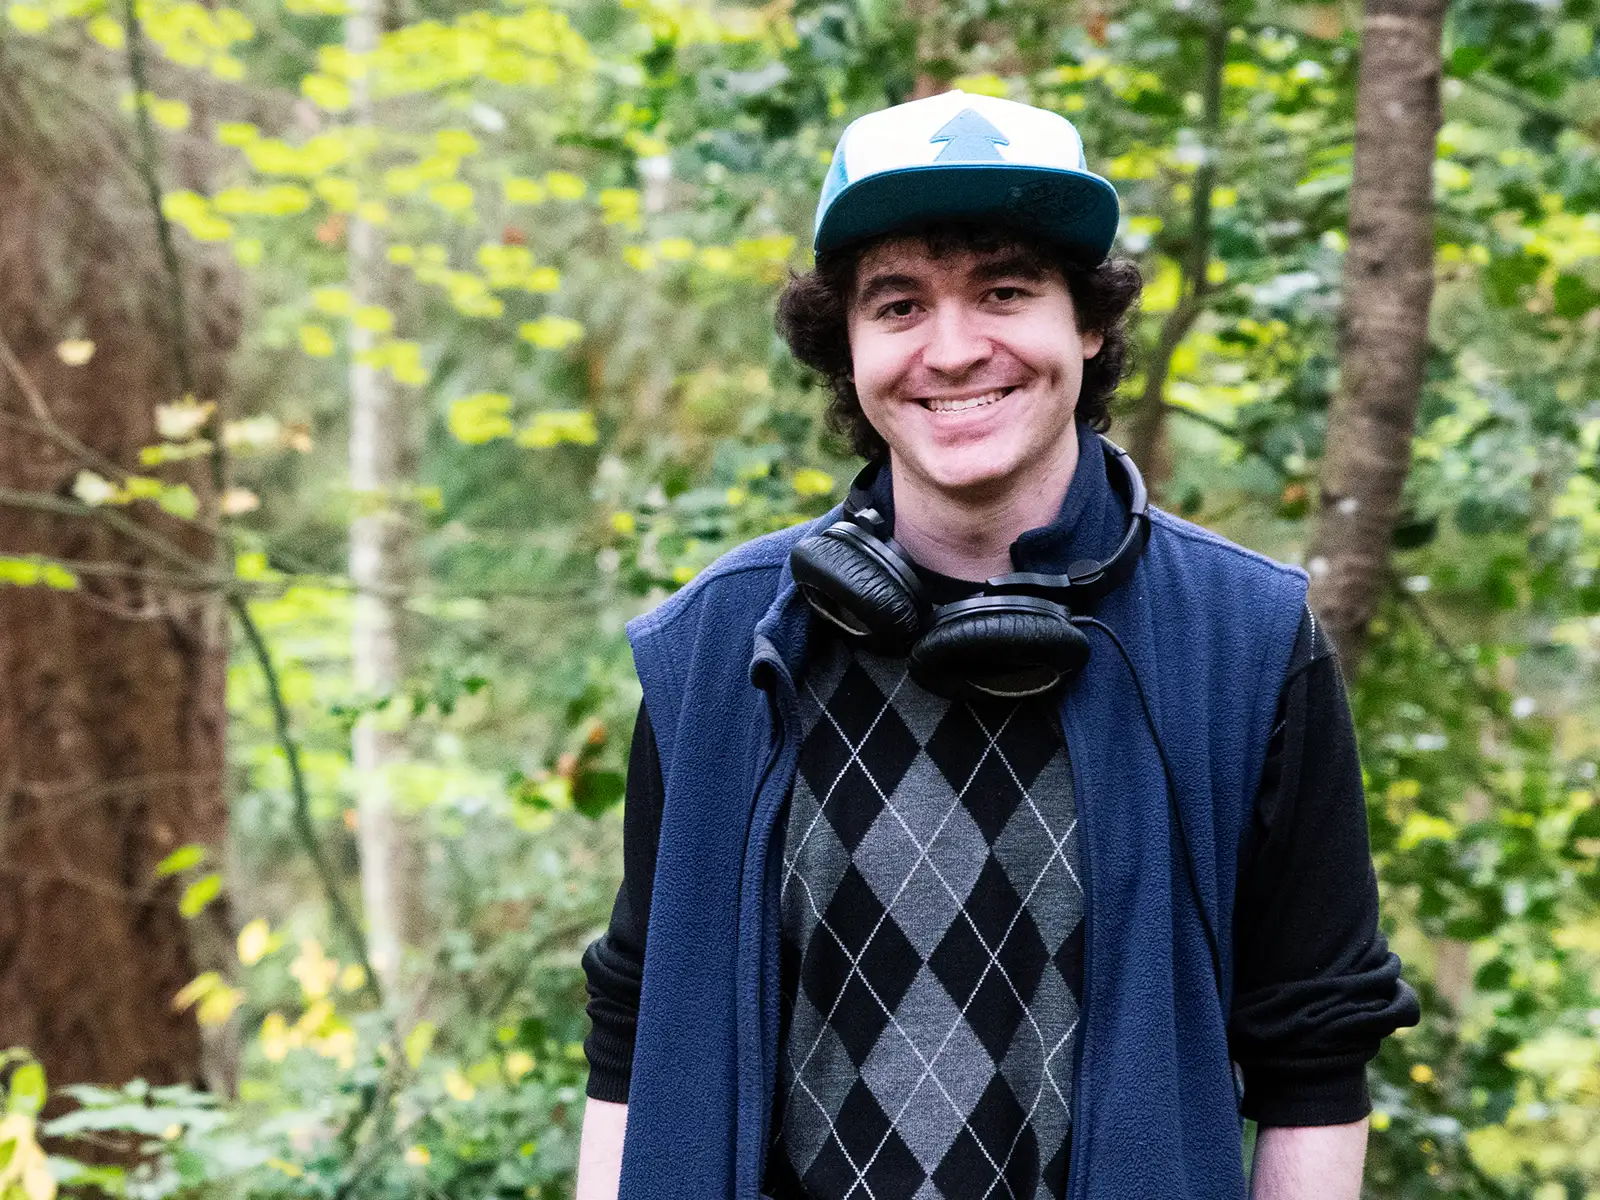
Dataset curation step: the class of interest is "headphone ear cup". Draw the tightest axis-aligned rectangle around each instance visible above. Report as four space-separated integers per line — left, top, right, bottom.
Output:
791 527 924 655
910 601 1091 700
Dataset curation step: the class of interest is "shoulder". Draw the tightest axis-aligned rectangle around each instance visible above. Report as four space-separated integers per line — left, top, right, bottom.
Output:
1143 508 1309 619
626 514 828 643
1147 508 1308 588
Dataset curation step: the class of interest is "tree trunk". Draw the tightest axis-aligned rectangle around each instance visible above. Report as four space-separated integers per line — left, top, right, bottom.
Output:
0 95 238 1094
1306 0 1447 675
347 0 425 1001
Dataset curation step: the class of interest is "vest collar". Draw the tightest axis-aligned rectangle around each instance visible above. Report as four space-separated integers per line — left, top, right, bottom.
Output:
748 421 1128 688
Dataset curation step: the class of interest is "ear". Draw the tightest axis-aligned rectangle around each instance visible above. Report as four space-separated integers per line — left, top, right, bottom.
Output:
1081 329 1105 360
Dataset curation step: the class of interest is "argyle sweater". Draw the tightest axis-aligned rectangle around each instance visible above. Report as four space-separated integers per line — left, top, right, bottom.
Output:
761 634 1083 1200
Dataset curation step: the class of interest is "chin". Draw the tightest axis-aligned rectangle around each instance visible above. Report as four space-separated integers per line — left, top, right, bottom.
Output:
909 444 1031 496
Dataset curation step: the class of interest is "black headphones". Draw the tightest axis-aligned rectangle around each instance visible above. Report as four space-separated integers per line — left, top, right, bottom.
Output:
790 434 1150 702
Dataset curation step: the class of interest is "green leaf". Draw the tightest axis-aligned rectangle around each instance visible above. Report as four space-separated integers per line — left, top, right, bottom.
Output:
156 845 206 877
1484 250 1548 308
6 1062 44 1116
1552 272 1600 320
178 873 221 918
156 483 200 520
572 769 625 817
404 1021 436 1069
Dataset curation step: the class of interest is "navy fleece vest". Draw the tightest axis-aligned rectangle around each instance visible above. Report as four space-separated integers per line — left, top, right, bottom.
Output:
619 437 1307 1200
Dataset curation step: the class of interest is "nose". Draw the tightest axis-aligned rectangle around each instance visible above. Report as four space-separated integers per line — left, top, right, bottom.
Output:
919 303 991 378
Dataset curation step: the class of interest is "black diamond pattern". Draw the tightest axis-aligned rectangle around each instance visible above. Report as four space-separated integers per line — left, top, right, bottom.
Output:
769 636 1085 1200
1054 922 1085 1000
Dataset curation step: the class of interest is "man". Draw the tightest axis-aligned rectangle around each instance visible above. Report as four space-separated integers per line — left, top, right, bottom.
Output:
576 89 1418 1200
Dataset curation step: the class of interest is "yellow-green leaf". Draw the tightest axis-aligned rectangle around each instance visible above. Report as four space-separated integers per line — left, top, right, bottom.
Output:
791 468 835 497
544 171 586 201
179 873 222 918
354 305 395 334
448 393 514 444
404 1020 436 1068
311 286 353 316
515 409 597 448
6 1063 44 1117
157 484 200 520
299 324 337 357
157 844 207 877
517 315 584 350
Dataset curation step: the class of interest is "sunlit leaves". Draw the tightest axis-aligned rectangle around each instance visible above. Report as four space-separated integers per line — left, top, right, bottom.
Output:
71 470 200 519
236 918 273 966
299 324 336 357
0 557 77 591
171 971 244 1026
503 176 547 205
162 189 232 242
517 314 583 349
178 873 222 917
516 410 597 448
790 467 833 497
156 397 215 440
448 393 513 444
448 395 596 447
543 171 586 201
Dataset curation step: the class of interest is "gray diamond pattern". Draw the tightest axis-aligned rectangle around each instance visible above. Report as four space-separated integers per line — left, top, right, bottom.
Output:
767 636 1084 1200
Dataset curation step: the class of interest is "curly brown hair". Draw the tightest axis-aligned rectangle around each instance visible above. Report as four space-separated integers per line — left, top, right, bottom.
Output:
777 221 1142 460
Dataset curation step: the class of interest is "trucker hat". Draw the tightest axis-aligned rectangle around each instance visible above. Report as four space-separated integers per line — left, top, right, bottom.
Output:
813 90 1120 264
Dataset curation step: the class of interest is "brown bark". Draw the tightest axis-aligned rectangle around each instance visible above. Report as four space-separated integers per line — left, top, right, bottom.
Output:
1306 0 1447 674
0 73 239 1093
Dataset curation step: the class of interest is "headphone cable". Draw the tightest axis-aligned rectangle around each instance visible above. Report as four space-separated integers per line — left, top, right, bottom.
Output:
1070 616 1224 995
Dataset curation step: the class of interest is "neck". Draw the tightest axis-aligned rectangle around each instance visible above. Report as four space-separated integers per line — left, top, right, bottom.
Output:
888 433 1081 581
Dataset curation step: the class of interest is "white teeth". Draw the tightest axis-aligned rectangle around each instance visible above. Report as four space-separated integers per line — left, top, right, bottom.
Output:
923 388 1011 413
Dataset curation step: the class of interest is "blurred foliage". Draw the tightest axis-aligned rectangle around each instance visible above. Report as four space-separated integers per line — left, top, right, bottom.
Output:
3 0 1600 1194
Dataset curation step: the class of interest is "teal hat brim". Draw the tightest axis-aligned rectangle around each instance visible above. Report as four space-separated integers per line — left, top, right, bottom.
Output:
814 163 1120 264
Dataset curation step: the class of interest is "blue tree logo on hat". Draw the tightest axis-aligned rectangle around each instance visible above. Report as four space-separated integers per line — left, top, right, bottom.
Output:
930 108 1009 162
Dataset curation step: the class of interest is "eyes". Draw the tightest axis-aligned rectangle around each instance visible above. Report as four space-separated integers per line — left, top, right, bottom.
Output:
872 285 1032 322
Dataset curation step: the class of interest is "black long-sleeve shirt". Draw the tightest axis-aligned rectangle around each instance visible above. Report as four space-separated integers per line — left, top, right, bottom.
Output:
581 608 1420 1126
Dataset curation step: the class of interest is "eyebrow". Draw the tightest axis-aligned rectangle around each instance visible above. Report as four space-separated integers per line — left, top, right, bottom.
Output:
854 271 921 310
967 253 1050 285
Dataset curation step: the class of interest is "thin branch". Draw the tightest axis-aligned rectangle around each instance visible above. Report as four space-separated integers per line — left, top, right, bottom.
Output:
0 485 214 574
1161 401 1294 478
229 594 383 1008
1390 579 1509 719
3 771 223 839
121 0 195 399
0 331 126 479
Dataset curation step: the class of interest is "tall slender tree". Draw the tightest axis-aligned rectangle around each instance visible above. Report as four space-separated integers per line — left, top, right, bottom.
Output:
345 0 424 1000
1307 0 1448 673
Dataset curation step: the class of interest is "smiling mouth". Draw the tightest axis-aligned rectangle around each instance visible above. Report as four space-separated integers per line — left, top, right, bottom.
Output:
920 386 1017 414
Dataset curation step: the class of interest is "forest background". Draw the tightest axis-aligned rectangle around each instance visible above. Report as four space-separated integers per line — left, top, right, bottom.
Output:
1 0 1599 1195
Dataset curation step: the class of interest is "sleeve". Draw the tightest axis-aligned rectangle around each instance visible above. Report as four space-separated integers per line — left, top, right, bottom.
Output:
580 700 665 1103
1229 608 1421 1127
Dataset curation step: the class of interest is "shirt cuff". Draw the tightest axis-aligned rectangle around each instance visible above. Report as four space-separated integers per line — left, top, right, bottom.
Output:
1239 1061 1371 1127
583 1026 634 1103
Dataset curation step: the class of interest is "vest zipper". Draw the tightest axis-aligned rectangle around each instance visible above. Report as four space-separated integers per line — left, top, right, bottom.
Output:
744 650 798 1198
1062 704 1093 1200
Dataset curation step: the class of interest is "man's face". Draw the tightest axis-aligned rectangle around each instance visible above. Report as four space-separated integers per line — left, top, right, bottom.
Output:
846 235 1103 498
